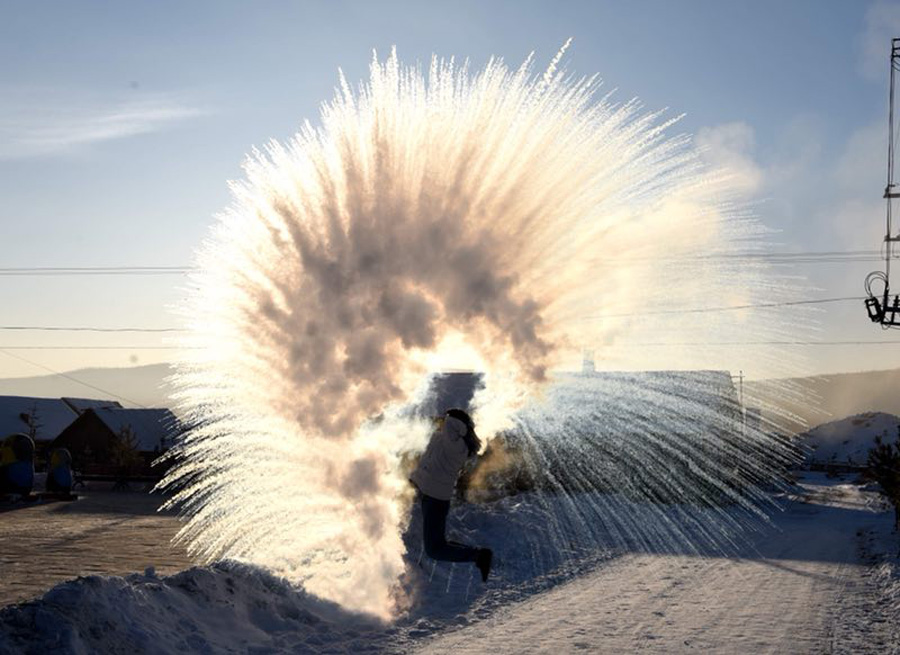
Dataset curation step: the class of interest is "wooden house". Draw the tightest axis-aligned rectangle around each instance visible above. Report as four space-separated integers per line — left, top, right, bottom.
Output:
52 407 180 477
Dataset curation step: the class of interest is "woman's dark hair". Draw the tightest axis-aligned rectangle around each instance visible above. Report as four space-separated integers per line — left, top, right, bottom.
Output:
446 408 481 456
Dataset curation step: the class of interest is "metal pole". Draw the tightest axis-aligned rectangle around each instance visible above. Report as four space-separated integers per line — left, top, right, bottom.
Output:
886 39 899 311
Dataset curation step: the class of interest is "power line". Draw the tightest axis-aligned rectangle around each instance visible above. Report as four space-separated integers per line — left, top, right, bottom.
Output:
0 346 189 350
0 267 190 271
0 326 182 333
598 250 892 264
584 296 864 319
0 348 147 406
2 341 899 350
1 250 897 277
1 296 868 333
616 340 900 346
0 266 191 276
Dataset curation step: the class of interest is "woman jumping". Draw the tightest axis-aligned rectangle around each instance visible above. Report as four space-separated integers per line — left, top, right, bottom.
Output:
409 408 493 581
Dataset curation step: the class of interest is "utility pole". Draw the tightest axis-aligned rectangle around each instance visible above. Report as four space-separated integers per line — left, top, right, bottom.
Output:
864 37 900 326
733 370 745 437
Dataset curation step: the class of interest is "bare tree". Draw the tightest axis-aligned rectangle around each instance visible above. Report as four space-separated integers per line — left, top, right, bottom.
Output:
23 402 42 441
110 425 142 476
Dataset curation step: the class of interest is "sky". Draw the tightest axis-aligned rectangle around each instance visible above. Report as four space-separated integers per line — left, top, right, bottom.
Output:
1 0 900 380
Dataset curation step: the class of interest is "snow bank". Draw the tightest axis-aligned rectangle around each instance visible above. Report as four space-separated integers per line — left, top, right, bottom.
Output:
0 495 600 653
0 563 392 655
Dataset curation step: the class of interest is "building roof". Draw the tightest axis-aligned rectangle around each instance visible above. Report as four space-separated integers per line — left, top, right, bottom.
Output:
90 407 181 452
0 396 79 442
560 370 740 407
540 370 741 430
419 370 739 419
61 397 123 414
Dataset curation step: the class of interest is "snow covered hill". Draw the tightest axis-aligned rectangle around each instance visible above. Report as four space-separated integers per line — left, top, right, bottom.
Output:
745 368 900 435
798 412 900 468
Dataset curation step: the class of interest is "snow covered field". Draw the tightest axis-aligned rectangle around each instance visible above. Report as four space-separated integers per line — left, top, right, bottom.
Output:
1 473 897 654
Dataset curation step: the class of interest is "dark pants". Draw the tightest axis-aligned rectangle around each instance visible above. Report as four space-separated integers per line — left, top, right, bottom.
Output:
419 492 479 563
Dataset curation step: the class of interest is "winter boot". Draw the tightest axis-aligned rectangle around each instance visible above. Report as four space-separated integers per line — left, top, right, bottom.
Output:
475 548 493 582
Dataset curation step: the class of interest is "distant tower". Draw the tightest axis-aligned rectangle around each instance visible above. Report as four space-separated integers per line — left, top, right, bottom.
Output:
582 350 596 374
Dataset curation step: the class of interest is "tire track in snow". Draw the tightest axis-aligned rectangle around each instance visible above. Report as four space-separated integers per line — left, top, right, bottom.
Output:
415 477 891 654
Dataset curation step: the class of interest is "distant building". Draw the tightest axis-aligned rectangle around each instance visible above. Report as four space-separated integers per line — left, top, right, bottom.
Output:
61 397 123 414
0 396 79 444
421 369 742 422
52 407 181 476
582 351 596 374
431 369 762 502
0 396 125 445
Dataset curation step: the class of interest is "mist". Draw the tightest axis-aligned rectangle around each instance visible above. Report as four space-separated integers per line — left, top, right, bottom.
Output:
160 45 803 618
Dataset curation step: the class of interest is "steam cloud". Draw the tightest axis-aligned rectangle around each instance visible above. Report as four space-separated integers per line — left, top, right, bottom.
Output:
160 45 802 618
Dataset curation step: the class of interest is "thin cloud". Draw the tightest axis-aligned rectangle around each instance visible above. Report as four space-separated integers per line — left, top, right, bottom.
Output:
834 120 884 194
696 122 764 195
0 90 207 159
860 1 900 81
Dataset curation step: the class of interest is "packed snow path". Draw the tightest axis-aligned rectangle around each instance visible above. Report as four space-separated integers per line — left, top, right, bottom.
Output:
1 474 896 653
417 474 896 654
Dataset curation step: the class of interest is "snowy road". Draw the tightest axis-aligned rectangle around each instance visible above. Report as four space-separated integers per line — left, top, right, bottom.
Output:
417 475 896 654
2 475 896 654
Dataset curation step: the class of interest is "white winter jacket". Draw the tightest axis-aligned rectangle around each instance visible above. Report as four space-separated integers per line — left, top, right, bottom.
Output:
409 416 471 501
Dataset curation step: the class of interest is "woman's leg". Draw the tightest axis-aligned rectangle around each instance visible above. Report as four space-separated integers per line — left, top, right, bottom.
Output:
420 493 479 562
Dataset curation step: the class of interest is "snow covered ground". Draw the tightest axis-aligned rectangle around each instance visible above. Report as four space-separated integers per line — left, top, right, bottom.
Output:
1 473 897 654
419 473 900 654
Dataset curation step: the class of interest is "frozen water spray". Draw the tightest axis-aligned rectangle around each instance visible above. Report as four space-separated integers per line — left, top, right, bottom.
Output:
160 44 804 618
